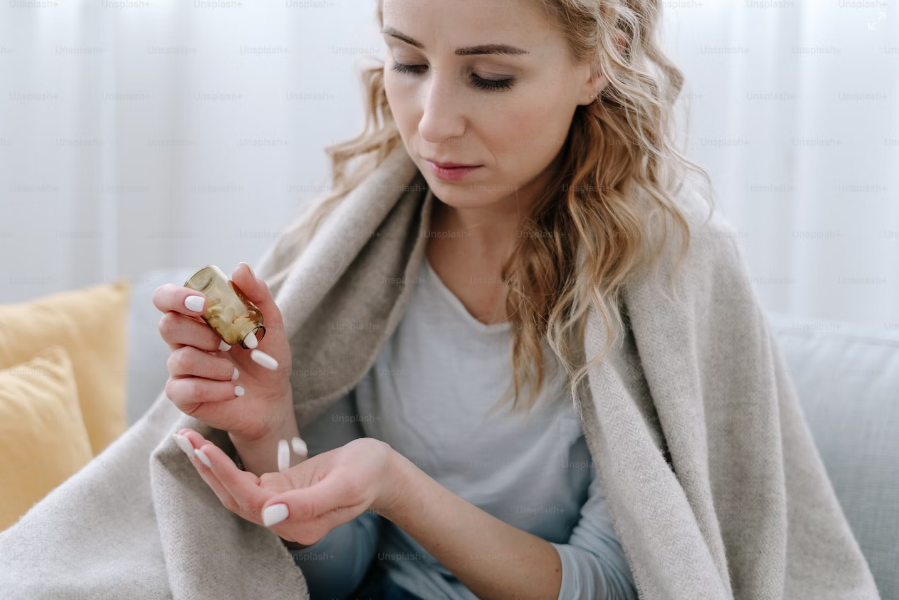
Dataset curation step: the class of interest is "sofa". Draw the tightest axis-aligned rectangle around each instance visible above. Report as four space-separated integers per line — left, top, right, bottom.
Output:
125 269 899 599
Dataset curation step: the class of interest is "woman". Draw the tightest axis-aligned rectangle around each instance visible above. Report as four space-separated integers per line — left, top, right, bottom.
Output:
158 0 650 598
0 0 878 599
150 0 881 597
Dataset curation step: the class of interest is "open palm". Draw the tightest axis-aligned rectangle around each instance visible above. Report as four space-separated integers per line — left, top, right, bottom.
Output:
175 428 398 546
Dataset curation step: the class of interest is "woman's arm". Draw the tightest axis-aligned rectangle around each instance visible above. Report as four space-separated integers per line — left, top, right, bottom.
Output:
549 472 637 599
182 425 574 600
379 451 564 600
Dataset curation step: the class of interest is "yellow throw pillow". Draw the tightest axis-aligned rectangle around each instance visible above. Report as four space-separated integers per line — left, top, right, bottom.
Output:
0 279 130 455
0 345 94 532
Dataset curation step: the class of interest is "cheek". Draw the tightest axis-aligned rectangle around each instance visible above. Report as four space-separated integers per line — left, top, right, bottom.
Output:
384 71 409 136
383 72 417 137
485 91 573 176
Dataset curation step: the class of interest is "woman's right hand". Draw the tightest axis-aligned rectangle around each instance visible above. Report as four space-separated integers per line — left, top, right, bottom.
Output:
153 262 296 444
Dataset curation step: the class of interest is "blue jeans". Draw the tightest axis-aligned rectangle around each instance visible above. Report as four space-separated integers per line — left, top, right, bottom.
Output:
353 566 424 600
382 577 425 600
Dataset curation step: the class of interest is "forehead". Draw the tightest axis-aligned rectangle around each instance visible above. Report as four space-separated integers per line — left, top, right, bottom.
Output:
381 0 561 57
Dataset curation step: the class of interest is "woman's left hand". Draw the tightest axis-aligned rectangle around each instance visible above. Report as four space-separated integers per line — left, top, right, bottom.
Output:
175 428 403 545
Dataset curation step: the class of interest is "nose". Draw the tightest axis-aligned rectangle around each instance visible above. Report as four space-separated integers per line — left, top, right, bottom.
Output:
417 73 467 145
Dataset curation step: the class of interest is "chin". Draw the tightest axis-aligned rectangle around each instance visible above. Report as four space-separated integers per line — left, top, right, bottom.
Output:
423 177 500 209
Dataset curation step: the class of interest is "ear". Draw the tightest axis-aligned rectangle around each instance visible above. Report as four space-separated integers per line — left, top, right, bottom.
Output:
576 28 628 106
575 63 607 106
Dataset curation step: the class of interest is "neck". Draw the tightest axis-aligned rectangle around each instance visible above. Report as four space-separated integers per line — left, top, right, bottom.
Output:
429 159 559 262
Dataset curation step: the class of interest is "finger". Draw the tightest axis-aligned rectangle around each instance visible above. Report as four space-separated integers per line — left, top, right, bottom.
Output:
165 377 243 414
230 263 285 344
262 483 366 543
194 441 277 525
266 502 359 545
152 282 209 318
159 312 230 353
167 346 239 382
174 429 236 507
265 474 352 523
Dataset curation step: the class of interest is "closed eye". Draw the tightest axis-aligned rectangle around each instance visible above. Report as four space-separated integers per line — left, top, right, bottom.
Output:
390 61 515 92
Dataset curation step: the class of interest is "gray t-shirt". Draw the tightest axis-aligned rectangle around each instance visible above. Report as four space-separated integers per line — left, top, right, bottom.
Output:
292 254 637 600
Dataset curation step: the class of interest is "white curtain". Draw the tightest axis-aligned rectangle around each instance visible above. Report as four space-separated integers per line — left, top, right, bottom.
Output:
0 1 381 298
666 2 899 330
1 1 897 330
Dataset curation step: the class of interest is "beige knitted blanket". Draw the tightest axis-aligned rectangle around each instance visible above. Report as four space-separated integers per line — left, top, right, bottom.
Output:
0 144 879 599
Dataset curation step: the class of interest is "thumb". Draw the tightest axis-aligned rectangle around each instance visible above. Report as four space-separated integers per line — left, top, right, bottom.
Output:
230 262 285 342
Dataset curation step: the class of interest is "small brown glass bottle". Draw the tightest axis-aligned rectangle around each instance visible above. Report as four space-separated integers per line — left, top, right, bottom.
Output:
184 265 266 350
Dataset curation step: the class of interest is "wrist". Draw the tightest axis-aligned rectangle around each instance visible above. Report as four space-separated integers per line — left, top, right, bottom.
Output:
229 408 299 447
229 388 298 446
228 403 300 476
374 445 418 522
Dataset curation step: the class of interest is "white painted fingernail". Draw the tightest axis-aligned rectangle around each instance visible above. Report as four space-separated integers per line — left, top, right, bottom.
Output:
184 295 205 312
231 367 239 381
278 439 290 473
263 503 288 527
291 437 308 457
234 385 245 397
250 349 279 370
173 433 194 457
244 331 258 349
219 340 231 352
194 448 212 468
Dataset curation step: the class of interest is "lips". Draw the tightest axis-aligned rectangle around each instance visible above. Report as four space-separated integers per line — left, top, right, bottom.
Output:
423 158 482 182
424 158 481 169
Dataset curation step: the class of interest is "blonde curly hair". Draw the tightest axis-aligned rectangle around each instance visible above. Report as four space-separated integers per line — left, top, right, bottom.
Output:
270 0 714 417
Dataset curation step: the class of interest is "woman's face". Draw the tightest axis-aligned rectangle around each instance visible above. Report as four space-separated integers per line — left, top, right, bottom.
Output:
381 0 600 214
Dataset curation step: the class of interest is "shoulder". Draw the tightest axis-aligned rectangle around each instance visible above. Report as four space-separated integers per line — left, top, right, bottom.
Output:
629 176 757 315
614 178 771 381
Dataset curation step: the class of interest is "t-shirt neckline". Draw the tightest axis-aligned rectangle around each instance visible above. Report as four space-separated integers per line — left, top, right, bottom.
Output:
421 253 512 334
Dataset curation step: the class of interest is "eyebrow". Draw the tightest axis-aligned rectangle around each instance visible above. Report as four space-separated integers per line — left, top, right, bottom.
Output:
381 26 530 56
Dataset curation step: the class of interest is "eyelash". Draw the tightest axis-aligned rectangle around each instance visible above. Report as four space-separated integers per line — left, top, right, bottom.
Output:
390 61 515 91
